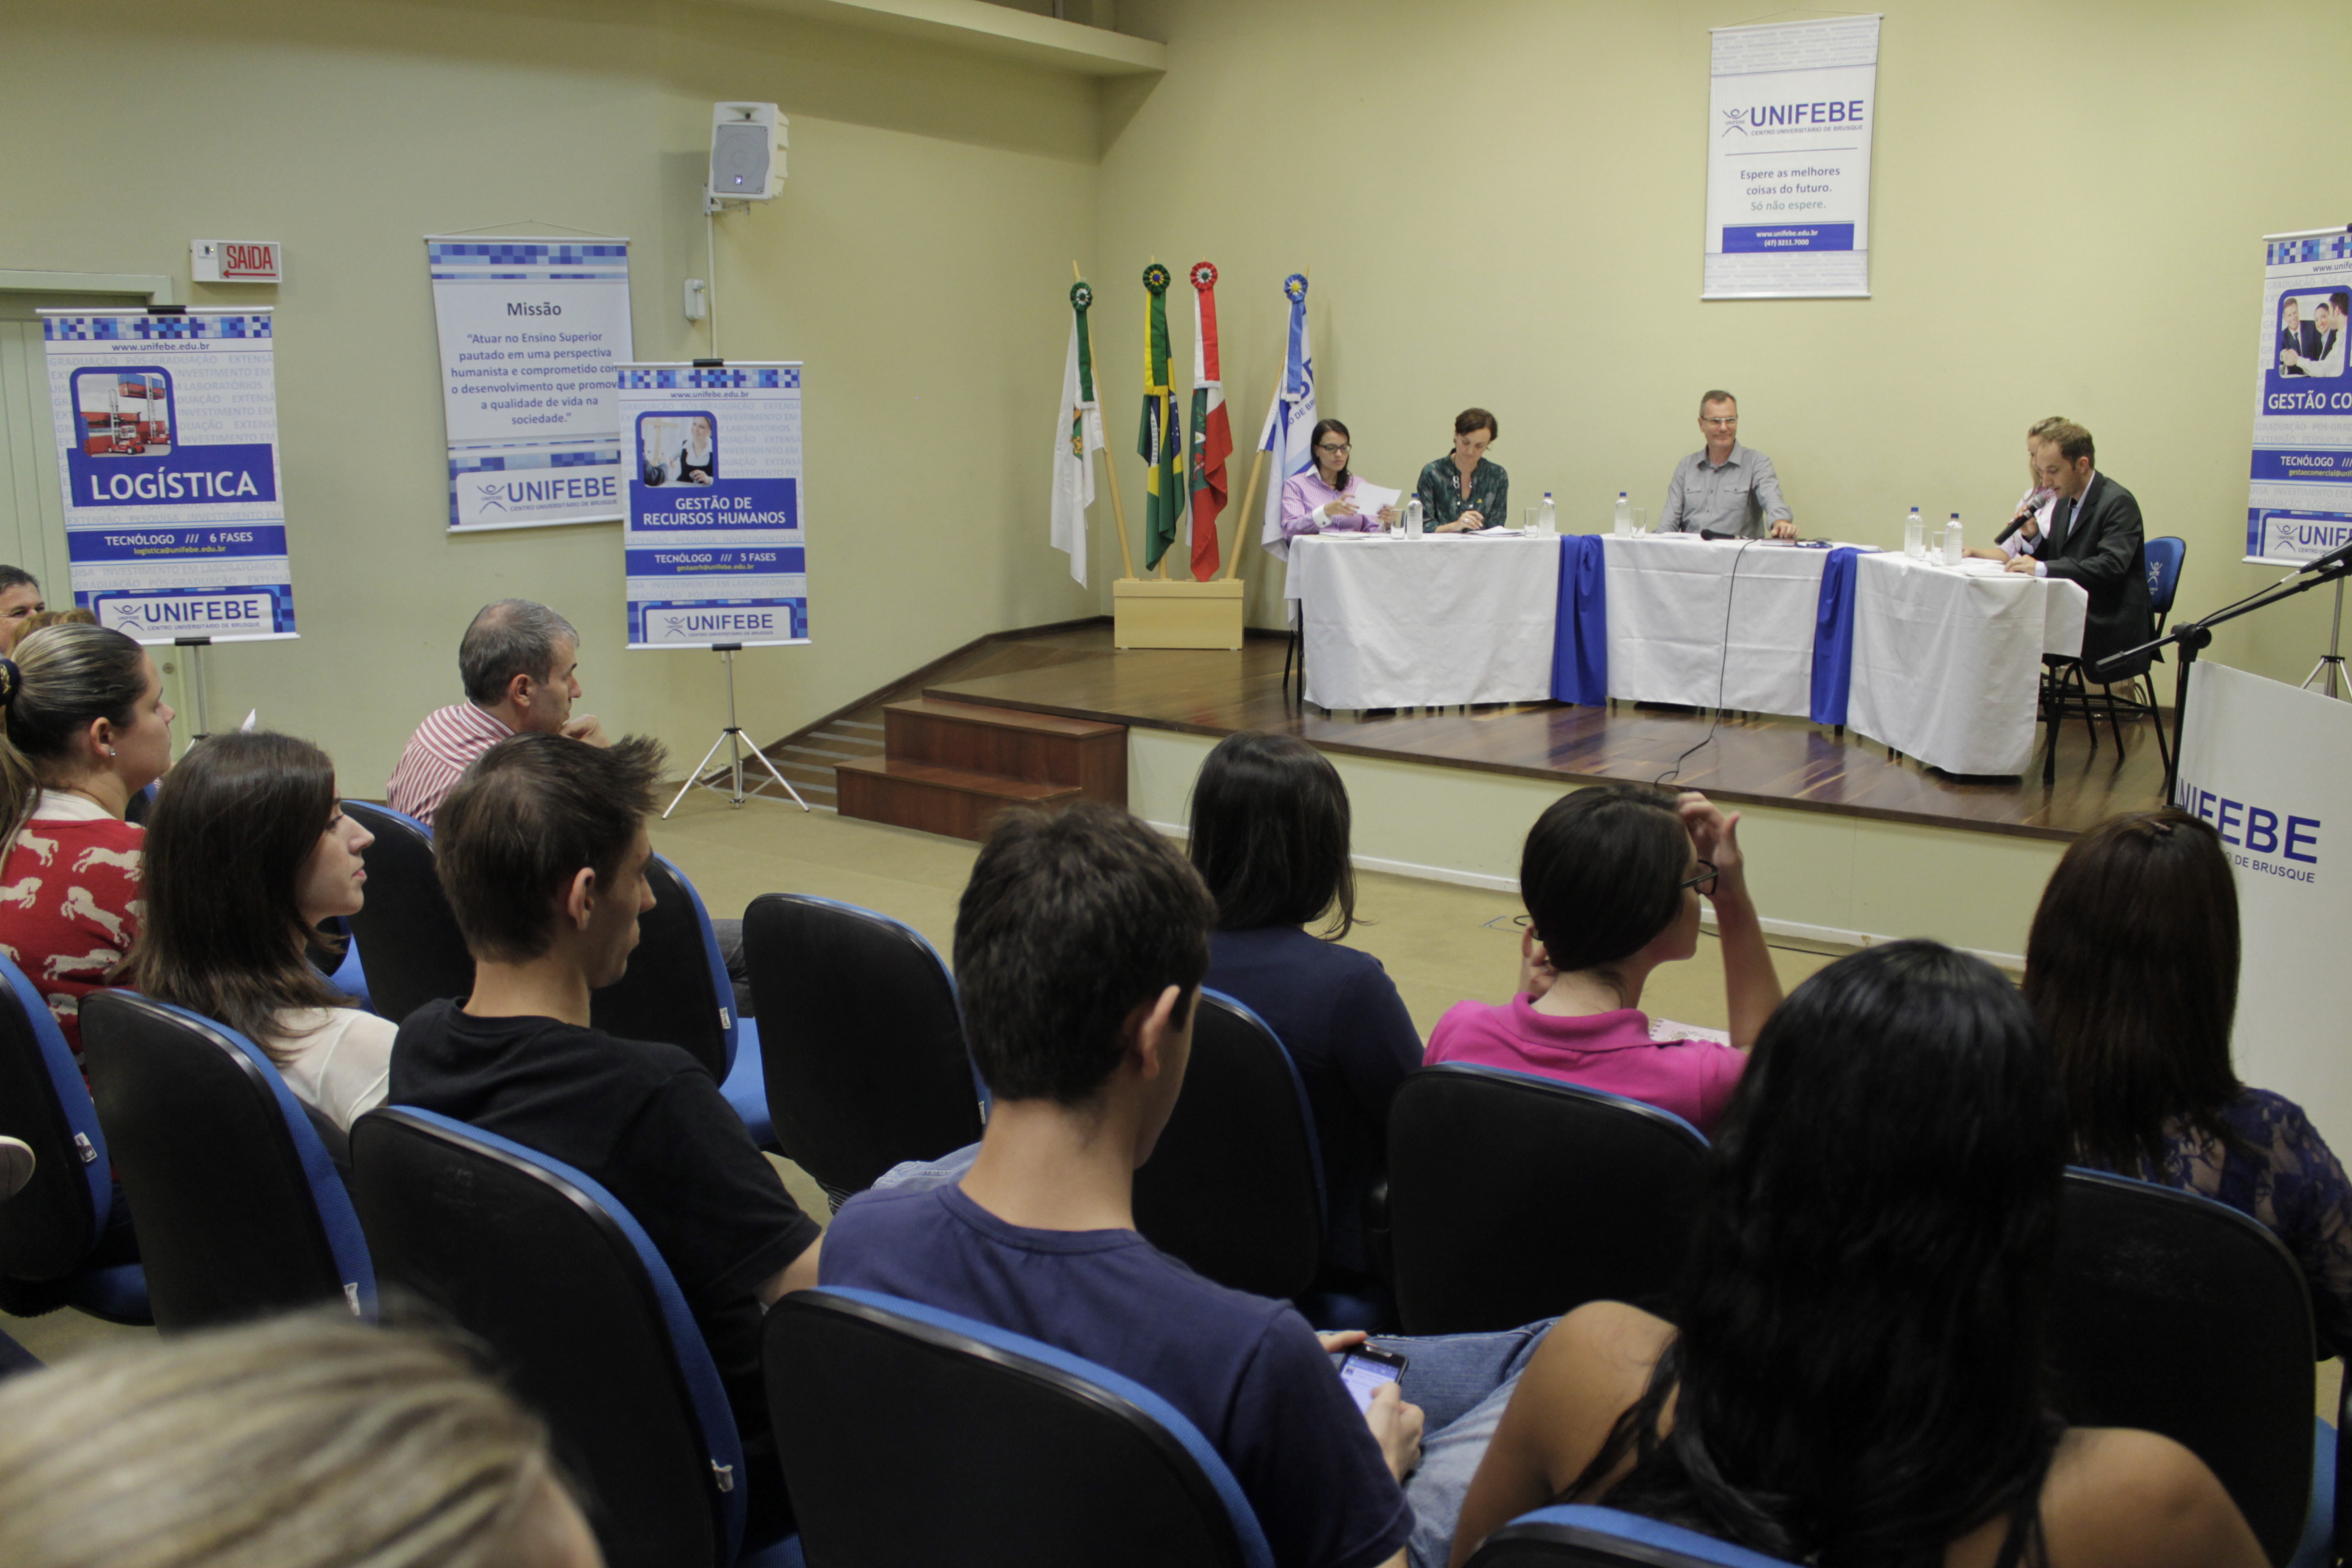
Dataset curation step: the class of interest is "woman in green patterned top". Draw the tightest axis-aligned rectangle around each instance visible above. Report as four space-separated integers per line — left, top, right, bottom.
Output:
1414 407 1509 533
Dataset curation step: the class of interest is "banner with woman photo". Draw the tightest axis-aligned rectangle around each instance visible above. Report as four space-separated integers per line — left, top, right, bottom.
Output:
40 309 298 641
616 363 808 649
2247 227 2352 565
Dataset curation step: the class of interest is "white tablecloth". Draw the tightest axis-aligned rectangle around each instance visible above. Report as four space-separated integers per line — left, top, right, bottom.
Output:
1289 533 1560 709
1844 553 2088 776
1602 536 1827 716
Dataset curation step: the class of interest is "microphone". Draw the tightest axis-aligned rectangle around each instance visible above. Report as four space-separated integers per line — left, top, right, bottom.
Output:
2283 538 2352 580
1995 488 2057 546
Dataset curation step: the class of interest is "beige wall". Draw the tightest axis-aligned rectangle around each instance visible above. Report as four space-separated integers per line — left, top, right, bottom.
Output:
0 0 1101 788
1096 0 2342 688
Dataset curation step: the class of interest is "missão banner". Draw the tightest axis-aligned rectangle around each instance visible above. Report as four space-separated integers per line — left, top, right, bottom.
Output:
617 364 809 649
40 310 298 641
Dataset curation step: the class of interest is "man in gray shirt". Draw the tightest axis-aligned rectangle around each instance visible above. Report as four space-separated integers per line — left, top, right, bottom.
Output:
1658 391 1795 539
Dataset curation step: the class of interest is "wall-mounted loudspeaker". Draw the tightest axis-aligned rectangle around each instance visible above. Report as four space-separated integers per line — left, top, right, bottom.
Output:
709 102 788 204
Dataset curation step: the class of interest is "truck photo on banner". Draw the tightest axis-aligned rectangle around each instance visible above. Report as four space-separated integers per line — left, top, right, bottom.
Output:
426 236 633 532
2246 227 2352 566
40 309 298 641
1704 14 1881 300
617 363 808 649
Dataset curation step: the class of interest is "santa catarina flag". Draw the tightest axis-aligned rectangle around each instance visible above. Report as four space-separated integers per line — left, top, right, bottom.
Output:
1186 262 1232 579
1138 263 1184 572
1050 279 1102 585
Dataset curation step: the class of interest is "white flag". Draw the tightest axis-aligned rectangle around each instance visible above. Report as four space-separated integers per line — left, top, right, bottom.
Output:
1257 274 1317 564
1051 316 1103 586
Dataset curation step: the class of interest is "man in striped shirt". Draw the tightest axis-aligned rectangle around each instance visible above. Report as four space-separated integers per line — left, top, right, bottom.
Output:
387 600 607 825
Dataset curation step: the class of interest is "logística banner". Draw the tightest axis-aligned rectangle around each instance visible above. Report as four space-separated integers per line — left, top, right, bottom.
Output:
2175 662 2352 1150
1704 15 1881 300
2247 228 2352 566
618 364 808 649
41 310 298 641
427 236 633 532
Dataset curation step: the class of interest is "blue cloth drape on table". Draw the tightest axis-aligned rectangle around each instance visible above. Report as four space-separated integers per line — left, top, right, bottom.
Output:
1551 535 1608 705
1809 546 1860 725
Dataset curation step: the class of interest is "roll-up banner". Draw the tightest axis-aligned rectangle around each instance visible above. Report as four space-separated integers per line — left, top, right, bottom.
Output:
617 363 809 649
2174 661 2351 1147
2247 228 2352 566
1703 15 1881 300
40 309 298 641
427 236 633 532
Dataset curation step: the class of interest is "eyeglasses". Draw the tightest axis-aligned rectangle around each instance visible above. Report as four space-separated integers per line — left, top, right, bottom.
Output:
1316 443 1351 455
1700 417 1738 428
1679 861 1719 897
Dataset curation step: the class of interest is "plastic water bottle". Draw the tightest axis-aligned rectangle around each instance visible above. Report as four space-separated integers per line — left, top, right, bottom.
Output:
1613 492 1632 537
1903 506 1924 559
1942 511 1964 566
1537 492 1558 534
1405 496 1424 538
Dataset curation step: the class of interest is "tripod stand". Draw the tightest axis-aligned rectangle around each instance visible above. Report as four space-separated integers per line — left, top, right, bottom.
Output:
662 642 809 820
2302 575 2350 700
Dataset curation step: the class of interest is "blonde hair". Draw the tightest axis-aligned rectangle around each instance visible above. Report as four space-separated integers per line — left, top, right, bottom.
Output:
18 607 98 634
0 1314 569 1568
0 622 150 845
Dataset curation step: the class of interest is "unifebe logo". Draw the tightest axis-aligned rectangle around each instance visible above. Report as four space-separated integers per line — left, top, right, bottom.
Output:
2178 776 2322 885
99 594 277 634
1721 108 1749 136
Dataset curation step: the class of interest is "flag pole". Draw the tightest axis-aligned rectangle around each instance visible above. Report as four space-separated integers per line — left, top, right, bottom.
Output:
1076 260 1139 581
1151 255 1169 580
1226 266 1306 582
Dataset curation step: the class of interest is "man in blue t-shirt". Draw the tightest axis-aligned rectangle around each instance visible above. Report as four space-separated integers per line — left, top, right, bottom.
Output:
822 803 1545 1568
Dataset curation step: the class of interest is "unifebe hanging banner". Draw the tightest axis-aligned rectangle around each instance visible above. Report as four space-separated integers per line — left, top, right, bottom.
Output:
40 309 298 641
617 363 808 649
426 236 633 532
1703 15 1881 300
2246 228 2352 566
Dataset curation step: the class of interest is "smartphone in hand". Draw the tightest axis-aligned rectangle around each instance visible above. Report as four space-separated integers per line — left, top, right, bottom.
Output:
1338 1345 1410 1414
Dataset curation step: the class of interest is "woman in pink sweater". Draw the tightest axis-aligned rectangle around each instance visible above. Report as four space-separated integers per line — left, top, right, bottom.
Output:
1426 786 1782 1134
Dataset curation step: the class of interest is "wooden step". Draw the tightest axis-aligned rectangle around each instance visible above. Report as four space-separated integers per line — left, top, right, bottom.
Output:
835 756 1081 842
883 698 1126 804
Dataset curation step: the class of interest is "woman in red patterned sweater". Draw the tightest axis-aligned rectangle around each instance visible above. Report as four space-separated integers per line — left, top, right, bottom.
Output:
0 624 175 1057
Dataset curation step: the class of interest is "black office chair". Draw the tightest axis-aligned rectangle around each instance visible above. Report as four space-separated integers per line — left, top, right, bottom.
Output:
2049 1167 2315 1565
352 1108 792 1568
80 992 373 1331
1465 1505 1795 1567
743 894 983 1206
590 856 769 1141
340 801 473 1022
766 1286 1275 1568
1385 1065 1708 1335
1132 990 1325 1303
0 956 146 1324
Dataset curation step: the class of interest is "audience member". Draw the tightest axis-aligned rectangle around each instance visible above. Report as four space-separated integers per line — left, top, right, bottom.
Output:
123 731 393 1131
2026 807 2352 1353
0 566 43 652
822 802 1549 1568
1424 786 1777 1134
0 623 174 1053
0 1313 602 1567
15 607 96 636
386 599 752 1018
1189 732 1419 1280
1449 941 2263 1568
390 731 820 1531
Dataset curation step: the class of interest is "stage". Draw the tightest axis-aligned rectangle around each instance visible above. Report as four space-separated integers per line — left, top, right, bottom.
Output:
764 620 2169 962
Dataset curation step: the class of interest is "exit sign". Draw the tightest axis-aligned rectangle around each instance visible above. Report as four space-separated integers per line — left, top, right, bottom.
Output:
192 239 282 284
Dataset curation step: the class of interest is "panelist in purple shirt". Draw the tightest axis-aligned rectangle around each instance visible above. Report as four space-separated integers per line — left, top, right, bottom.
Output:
1281 419 1400 542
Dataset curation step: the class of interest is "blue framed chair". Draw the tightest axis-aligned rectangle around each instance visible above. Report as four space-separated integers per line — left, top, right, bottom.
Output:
0 955 147 1325
1384 1065 1708 1336
590 855 770 1142
2051 1166 2313 1565
1133 989 1327 1306
2096 534 2187 776
765 1286 1274 1568
351 1107 795 1568
743 894 984 1206
79 991 373 1331
1464 1504 1796 1567
339 802 473 1023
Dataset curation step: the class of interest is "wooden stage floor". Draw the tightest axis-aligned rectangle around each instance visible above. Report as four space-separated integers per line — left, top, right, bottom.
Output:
771 623 2168 842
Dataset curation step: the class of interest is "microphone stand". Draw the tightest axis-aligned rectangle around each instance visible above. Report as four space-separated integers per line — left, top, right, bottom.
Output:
2096 552 2352 802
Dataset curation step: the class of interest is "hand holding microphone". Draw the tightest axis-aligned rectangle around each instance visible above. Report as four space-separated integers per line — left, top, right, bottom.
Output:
1995 487 2057 546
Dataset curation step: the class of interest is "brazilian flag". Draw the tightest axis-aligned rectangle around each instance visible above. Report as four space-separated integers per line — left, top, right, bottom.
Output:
1138 263 1184 571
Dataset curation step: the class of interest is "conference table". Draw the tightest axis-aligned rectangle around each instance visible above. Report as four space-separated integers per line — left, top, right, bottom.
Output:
1286 531 2089 777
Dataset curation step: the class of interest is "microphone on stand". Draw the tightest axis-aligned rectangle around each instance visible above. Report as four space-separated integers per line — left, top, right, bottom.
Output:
2281 537 2352 581
1995 487 2058 546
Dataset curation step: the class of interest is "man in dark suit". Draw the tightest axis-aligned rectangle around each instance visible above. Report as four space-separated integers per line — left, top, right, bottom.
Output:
2280 297 2324 371
2002 420 2154 682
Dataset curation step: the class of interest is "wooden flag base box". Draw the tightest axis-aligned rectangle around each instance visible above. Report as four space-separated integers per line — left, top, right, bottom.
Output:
1113 577 1245 650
